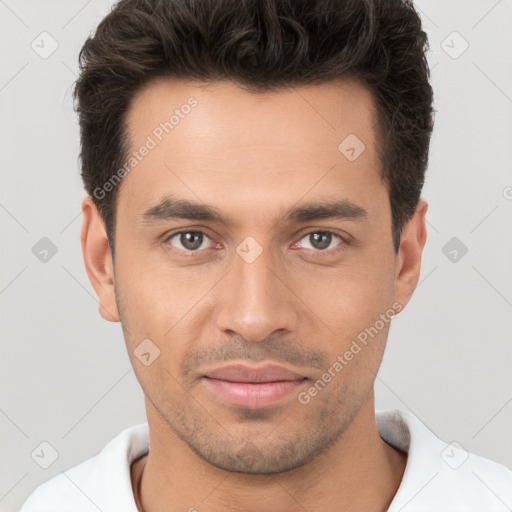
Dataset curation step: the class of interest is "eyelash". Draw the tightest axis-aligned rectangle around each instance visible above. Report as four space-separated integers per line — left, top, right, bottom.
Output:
162 229 348 257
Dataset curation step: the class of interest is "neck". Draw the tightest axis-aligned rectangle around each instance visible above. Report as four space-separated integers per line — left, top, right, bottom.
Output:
132 392 406 512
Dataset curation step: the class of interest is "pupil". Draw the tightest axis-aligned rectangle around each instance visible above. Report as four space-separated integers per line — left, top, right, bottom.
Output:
181 232 203 250
311 232 331 250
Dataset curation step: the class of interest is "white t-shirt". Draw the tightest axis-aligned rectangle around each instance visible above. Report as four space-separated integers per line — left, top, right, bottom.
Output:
20 409 512 511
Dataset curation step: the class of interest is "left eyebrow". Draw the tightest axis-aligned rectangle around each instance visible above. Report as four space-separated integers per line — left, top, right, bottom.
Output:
282 199 368 224
138 196 368 228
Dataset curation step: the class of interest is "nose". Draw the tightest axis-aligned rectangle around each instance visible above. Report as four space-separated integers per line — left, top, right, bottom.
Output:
214 242 299 343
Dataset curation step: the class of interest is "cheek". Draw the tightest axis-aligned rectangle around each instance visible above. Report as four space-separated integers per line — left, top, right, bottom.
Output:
302 260 394 327
296 257 396 376
114 246 222 341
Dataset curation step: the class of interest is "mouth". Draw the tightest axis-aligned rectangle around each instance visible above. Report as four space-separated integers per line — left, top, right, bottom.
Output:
201 363 309 409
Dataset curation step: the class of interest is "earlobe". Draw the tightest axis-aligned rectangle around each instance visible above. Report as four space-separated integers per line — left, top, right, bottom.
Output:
80 195 120 322
393 199 428 310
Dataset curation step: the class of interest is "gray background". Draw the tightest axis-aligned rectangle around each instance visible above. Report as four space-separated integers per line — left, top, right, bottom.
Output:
1 0 511 510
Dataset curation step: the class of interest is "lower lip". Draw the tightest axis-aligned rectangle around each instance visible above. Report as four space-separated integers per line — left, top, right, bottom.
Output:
202 377 307 408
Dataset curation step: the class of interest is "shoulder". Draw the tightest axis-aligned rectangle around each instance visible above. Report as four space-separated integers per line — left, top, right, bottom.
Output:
378 409 512 511
19 423 149 512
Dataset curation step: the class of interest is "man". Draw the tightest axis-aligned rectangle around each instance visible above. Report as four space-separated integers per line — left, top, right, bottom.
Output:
20 0 512 510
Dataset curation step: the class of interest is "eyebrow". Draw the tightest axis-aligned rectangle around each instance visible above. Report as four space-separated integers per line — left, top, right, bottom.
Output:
139 196 368 228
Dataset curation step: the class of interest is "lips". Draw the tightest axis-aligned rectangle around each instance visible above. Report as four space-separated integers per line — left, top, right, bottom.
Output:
201 363 308 408
203 363 306 383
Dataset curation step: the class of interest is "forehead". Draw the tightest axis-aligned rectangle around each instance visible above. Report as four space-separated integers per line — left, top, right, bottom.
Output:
118 77 385 225
125 77 379 151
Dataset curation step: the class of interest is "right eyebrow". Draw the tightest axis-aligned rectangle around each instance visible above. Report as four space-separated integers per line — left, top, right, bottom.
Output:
139 197 229 226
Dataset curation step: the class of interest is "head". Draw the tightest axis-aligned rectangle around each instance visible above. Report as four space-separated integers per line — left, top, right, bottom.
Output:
77 0 434 473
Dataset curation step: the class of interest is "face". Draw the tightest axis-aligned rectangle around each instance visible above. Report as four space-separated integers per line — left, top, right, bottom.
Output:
82 78 426 474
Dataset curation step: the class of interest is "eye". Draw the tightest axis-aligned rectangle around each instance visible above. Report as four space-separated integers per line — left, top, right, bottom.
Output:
293 231 346 253
163 229 348 256
164 230 214 253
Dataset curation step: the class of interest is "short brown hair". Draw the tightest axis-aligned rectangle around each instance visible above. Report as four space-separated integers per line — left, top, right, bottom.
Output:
73 0 435 257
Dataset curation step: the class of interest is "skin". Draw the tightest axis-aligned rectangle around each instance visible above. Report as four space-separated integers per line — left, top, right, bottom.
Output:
81 77 427 512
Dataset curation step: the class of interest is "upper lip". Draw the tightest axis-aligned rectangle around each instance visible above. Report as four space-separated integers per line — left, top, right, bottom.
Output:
203 364 306 383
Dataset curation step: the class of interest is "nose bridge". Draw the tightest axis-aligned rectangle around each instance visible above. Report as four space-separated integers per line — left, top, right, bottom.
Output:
215 238 297 341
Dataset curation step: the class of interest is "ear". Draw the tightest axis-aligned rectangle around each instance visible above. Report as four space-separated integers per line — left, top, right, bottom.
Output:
393 198 428 310
80 195 120 322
